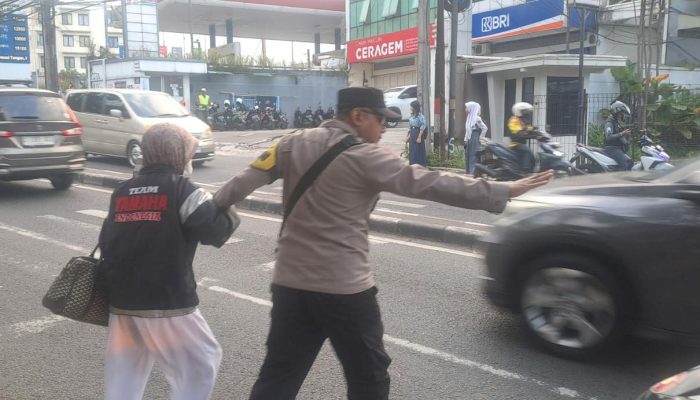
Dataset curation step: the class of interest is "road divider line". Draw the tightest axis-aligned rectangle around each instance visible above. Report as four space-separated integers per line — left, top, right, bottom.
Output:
77 209 108 219
0 222 89 253
38 215 101 231
377 199 426 209
196 278 594 399
11 315 68 336
74 184 114 194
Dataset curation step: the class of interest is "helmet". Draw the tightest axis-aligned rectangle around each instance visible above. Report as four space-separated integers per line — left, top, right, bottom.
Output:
236 98 243 103
200 88 207 92
610 100 631 116
512 102 533 117
223 99 231 106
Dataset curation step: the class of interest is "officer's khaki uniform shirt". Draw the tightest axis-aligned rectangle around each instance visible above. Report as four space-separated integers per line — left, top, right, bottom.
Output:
214 120 510 295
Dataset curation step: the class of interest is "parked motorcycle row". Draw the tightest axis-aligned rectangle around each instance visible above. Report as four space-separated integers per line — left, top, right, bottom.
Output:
208 102 289 131
293 105 336 128
474 131 674 181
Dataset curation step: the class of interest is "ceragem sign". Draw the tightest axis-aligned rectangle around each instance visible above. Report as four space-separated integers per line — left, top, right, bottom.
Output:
347 26 436 63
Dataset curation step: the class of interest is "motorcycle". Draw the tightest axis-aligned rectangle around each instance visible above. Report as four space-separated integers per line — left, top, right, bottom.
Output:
293 107 303 128
260 107 276 130
302 106 315 128
244 109 261 130
324 106 335 121
274 110 289 129
474 131 582 180
632 134 674 171
313 105 325 127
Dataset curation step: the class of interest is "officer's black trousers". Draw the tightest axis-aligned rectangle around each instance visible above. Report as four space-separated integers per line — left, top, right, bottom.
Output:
249 284 391 400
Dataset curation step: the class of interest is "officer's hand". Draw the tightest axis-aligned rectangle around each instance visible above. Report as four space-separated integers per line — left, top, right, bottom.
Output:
622 129 631 136
507 170 554 198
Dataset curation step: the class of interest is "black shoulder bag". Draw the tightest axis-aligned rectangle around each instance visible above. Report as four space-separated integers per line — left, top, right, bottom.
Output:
278 134 361 237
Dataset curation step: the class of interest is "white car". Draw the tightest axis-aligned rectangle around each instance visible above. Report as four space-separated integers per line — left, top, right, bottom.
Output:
383 85 417 126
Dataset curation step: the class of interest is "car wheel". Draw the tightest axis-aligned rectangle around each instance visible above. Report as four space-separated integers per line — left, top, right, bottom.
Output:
127 141 142 168
49 174 74 190
518 253 623 359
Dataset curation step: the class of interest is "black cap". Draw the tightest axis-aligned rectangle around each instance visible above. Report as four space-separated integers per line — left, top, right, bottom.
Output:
337 87 401 120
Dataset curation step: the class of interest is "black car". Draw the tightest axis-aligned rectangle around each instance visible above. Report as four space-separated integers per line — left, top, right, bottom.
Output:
0 88 85 189
480 158 700 358
638 365 700 399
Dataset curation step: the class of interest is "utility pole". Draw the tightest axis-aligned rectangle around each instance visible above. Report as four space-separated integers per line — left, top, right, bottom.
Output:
435 0 446 161
576 6 585 145
417 0 431 150
447 0 458 151
103 0 109 52
41 0 58 92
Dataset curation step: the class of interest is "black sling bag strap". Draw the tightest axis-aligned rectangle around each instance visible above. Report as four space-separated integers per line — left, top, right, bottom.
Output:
278 134 362 238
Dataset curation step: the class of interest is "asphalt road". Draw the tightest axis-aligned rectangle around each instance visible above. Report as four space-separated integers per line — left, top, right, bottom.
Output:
83 126 498 231
2 179 700 399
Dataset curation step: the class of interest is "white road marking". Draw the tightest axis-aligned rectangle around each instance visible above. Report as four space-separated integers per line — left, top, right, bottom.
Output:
84 167 131 176
0 222 89 253
12 315 68 336
37 215 101 231
77 209 108 219
374 207 419 217
225 237 243 245
253 190 279 196
196 278 594 399
74 184 114 194
236 211 482 258
256 261 275 271
377 199 426 209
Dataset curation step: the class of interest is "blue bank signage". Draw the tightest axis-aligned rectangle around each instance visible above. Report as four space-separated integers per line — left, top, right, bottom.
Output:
0 14 30 63
472 0 565 42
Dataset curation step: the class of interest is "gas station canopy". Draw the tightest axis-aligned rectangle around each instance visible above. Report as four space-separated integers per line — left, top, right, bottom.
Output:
157 0 345 43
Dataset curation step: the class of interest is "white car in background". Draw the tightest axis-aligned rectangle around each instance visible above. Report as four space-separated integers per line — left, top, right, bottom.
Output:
383 85 417 127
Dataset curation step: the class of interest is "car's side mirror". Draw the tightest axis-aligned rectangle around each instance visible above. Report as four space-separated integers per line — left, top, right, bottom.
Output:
109 109 123 119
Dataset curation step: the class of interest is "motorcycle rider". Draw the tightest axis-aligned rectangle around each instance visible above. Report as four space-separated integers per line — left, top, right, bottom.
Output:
604 100 633 171
508 102 537 172
235 98 248 112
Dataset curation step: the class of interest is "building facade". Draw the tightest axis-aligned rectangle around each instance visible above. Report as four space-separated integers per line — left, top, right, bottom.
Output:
28 3 124 88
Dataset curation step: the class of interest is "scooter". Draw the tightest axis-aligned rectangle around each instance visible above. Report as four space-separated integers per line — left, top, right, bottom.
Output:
632 134 674 171
474 132 582 180
569 143 630 173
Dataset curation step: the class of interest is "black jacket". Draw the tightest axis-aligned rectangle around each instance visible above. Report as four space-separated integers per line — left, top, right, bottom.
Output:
604 116 629 150
99 164 238 313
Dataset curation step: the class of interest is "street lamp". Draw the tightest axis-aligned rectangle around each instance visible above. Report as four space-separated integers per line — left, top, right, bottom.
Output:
567 0 600 145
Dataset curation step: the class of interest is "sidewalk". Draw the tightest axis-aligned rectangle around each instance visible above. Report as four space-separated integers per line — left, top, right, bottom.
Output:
76 171 487 250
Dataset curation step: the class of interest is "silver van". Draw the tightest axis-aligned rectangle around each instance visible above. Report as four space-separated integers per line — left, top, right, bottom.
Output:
65 89 215 167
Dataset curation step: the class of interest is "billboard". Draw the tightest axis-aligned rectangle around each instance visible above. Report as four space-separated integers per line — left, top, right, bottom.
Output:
0 13 30 64
124 0 159 57
472 0 565 42
347 24 436 63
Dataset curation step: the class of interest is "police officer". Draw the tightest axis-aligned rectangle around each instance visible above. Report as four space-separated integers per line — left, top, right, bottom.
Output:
213 87 554 400
196 88 211 123
604 100 633 171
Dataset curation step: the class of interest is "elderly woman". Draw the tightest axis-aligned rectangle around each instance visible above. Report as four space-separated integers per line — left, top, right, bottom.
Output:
464 101 488 175
405 100 427 166
99 123 239 400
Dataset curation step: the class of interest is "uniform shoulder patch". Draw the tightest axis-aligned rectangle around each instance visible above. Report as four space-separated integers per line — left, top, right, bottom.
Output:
250 143 279 171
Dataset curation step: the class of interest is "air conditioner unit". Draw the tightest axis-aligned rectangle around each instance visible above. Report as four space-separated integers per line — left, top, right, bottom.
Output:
472 43 491 55
588 33 597 45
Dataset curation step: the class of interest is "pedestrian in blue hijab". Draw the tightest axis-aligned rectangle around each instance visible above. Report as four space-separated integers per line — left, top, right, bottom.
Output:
405 100 427 166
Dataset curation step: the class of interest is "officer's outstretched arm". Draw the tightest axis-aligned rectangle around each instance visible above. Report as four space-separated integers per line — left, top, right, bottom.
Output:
214 143 280 209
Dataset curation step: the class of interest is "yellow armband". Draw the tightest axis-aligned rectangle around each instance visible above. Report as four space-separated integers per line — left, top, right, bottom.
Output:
250 143 279 171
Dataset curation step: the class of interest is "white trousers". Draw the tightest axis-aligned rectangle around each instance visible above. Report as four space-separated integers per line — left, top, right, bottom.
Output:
104 309 222 400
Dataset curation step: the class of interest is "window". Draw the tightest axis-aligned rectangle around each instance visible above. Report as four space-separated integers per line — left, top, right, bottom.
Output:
522 77 535 105
64 56 75 69
79 35 90 47
122 92 188 118
61 13 72 25
66 92 86 112
382 0 400 17
412 0 419 9
84 93 104 115
358 0 371 24
80 57 86 69
0 93 72 122
78 14 89 26
38 33 44 46
108 36 119 49
546 77 580 135
402 86 417 98
63 35 74 47
40 55 45 68
104 94 129 117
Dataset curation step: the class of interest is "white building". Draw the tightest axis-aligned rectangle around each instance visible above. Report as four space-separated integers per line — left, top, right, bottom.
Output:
28 2 124 87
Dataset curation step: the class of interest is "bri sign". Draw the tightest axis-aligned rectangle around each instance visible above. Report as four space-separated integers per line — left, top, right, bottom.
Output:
347 25 436 63
472 0 565 42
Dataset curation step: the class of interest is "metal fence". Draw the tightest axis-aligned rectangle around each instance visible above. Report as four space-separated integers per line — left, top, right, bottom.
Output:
532 92 700 159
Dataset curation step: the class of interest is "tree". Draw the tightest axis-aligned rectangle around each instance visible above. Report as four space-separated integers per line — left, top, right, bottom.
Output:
58 69 85 92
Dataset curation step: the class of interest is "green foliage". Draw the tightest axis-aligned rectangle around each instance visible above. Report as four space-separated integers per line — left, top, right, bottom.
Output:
426 148 466 169
58 69 86 92
588 124 605 147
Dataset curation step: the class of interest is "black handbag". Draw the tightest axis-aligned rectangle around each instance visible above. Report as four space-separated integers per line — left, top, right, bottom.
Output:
42 245 109 327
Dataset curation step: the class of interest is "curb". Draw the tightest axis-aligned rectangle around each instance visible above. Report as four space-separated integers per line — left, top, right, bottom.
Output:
76 172 485 249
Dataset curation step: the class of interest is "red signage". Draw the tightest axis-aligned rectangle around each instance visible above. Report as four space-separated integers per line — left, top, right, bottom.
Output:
347 25 436 63
159 46 168 57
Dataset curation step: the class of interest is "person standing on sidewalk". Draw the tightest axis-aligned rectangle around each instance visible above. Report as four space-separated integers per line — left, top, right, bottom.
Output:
213 87 553 400
99 123 240 400
405 100 427 166
196 88 211 123
464 101 488 175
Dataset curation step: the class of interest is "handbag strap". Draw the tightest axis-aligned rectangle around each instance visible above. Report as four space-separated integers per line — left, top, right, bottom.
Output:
279 134 361 237
89 244 100 258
